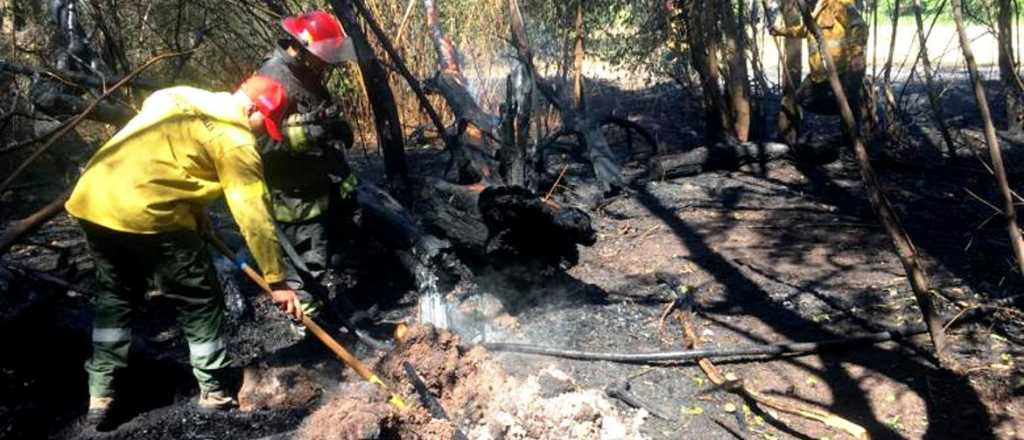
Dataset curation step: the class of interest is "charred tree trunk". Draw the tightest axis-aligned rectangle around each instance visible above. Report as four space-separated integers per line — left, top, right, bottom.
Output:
498 66 533 188
385 0 597 267
911 0 958 159
508 0 623 193
421 0 502 185
329 0 409 186
797 0 947 357
999 0 1023 134
777 0 803 145
951 0 1024 278
721 0 752 142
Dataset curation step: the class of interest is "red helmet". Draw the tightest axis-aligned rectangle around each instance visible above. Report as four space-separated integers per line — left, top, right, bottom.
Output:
238 75 288 141
281 11 356 64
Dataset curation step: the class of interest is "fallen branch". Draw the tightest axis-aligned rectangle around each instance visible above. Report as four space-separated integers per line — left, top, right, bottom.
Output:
481 325 928 364
0 188 72 255
676 309 869 440
0 51 190 193
605 381 674 421
402 361 468 440
0 59 163 91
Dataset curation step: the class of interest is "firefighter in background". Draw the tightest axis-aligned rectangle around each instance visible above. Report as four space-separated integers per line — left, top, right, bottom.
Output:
256 11 358 326
67 76 303 428
769 0 870 130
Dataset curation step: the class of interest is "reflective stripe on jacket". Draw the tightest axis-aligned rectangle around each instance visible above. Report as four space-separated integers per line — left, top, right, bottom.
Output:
65 86 288 283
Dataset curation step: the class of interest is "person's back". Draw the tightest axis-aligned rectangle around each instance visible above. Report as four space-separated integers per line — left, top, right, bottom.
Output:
67 86 258 234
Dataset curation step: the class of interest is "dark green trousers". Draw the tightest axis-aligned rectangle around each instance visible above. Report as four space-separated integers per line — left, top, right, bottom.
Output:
79 220 230 398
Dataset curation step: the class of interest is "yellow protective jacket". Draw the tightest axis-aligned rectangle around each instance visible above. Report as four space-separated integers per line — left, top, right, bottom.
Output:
774 0 868 83
66 86 287 283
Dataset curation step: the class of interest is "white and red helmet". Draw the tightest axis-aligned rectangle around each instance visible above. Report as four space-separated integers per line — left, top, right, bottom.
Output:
281 11 356 64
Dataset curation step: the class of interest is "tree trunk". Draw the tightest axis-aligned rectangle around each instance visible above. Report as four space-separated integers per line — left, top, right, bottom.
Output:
797 0 947 357
573 1 586 112
881 0 902 141
329 0 409 186
911 0 958 159
777 0 803 145
999 0 1023 134
508 0 623 192
952 0 1024 279
686 1 732 143
721 0 752 141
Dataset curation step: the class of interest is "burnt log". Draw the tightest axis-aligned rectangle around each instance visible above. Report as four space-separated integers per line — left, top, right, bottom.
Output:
0 189 72 255
479 186 595 267
649 142 791 179
648 141 838 179
355 182 451 265
408 178 594 267
410 178 489 250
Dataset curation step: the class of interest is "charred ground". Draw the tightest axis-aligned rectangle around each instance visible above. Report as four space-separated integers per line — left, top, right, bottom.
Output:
2 74 1024 439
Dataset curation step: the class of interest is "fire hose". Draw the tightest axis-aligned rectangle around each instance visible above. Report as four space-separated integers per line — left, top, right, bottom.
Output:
481 325 928 364
203 230 408 410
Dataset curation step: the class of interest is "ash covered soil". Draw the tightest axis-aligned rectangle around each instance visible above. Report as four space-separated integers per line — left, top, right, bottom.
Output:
3 80 1024 439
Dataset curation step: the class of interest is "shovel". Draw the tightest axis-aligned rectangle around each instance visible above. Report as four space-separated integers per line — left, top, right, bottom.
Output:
204 230 408 410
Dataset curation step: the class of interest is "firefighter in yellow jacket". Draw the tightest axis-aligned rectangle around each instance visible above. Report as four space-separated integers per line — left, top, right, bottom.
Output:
66 76 303 429
771 0 869 118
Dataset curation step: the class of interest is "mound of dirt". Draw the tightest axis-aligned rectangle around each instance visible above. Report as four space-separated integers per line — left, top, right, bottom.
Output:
238 365 322 412
297 382 400 440
296 325 644 439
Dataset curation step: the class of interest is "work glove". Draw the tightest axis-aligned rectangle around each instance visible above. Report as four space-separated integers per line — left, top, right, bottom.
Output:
284 103 354 151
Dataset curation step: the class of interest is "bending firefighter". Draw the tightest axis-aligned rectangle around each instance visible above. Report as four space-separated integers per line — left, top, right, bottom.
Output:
769 0 869 126
66 76 303 429
256 10 358 325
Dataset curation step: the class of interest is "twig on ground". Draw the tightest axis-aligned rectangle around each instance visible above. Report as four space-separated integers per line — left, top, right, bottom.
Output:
402 361 468 440
604 381 674 421
676 309 869 440
543 164 569 203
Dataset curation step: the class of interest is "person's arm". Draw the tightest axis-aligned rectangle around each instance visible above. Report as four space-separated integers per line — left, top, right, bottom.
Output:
213 130 304 319
772 23 808 38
